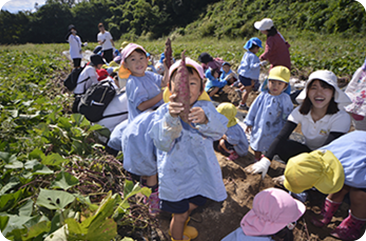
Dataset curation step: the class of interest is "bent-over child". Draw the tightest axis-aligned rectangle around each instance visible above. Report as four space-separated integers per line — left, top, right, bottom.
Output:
220 62 237 86
122 43 168 122
244 66 293 161
215 103 249 161
149 57 228 241
204 67 227 98
221 187 305 241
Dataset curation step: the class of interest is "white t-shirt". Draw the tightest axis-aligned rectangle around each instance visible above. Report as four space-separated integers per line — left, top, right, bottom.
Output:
74 65 99 95
96 91 128 132
288 106 351 150
97 31 113 50
68 34 82 59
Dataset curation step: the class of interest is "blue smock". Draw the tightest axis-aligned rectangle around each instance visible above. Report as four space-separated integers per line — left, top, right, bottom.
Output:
149 101 228 202
226 124 249 156
244 91 293 152
237 51 261 80
125 71 164 122
205 68 227 92
122 110 157 176
107 119 128 151
319 130 366 188
221 227 274 241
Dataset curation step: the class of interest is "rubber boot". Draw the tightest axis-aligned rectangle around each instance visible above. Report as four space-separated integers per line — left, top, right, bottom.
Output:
330 211 366 241
312 198 341 227
169 216 198 239
171 236 190 241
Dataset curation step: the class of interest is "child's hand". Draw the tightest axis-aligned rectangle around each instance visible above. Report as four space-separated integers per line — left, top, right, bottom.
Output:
168 94 184 118
189 107 208 124
245 125 252 133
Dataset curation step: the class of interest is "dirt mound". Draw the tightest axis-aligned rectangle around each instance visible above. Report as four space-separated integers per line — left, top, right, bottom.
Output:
157 151 349 240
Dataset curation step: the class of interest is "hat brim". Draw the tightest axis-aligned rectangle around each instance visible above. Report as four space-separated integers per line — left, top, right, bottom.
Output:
169 58 205 80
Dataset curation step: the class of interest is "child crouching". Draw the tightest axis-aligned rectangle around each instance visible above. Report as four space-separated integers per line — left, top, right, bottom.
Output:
222 188 305 241
215 103 249 161
149 57 228 241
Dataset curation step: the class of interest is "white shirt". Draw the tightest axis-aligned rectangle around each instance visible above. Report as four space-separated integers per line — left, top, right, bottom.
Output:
97 31 113 50
288 106 351 150
68 34 82 59
96 91 128 132
74 65 99 95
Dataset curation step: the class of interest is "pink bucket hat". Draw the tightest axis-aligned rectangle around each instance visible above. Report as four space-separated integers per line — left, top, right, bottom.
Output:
168 57 205 80
241 188 306 236
121 43 147 62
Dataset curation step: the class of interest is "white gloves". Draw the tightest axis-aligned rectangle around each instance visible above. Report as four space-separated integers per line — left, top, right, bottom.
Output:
245 156 271 179
83 42 88 47
260 60 268 66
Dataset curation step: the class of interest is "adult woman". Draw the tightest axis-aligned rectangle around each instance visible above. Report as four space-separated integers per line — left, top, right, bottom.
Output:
254 18 291 70
283 131 366 241
97 23 115 63
66 24 87 68
245 70 352 179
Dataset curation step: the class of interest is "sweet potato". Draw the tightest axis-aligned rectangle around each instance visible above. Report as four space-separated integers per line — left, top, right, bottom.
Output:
164 38 172 69
173 51 195 128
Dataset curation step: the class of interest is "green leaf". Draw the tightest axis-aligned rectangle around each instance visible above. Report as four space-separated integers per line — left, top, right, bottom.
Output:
18 199 34 216
41 153 69 166
24 159 40 169
36 189 75 210
0 215 9 231
115 181 151 215
51 172 79 191
86 218 117 241
0 152 17 164
0 188 24 212
44 224 68 241
2 214 33 237
0 181 19 196
29 148 45 160
121 238 134 241
4 160 23 169
64 218 86 240
32 164 54 175
24 221 51 241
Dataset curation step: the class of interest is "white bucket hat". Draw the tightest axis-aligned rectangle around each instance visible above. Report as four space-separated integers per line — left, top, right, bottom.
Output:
254 18 274 31
296 70 352 109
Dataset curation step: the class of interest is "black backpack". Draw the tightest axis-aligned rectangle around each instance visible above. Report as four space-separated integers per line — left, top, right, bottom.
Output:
64 66 89 91
78 80 127 122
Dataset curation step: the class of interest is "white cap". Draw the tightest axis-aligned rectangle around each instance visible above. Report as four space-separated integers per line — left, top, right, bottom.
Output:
254 18 274 31
296 70 352 109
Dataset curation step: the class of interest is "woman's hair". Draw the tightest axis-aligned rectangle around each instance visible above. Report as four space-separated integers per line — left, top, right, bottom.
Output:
299 79 339 115
169 66 203 92
272 227 294 241
267 26 278 37
98 23 104 28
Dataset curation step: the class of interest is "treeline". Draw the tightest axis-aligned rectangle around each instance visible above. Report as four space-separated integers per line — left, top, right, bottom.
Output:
1 0 365 45
0 0 219 44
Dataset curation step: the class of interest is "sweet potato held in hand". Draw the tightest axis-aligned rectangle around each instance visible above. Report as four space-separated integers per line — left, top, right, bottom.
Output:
172 51 193 126
164 38 172 69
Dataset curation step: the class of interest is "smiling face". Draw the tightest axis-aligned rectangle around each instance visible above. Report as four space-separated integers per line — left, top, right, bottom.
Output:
171 68 202 106
307 79 335 111
222 64 230 73
123 50 148 77
268 79 287 96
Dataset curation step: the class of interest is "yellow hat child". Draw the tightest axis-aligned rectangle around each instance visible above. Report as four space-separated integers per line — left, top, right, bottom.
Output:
216 103 239 128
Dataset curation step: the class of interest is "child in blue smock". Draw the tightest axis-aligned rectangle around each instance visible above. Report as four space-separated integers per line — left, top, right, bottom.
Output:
205 67 227 98
121 110 160 214
237 37 265 110
149 57 228 241
220 62 237 86
244 66 293 161
215 103 249 161
284 131 366 241
122 43 168 121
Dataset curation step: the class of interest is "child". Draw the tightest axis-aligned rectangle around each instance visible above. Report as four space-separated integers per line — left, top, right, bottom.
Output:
149 57 228 241
221 187 305 241
198 52 222 73
244 66 293 161
237 37 264 110
215 103 249 161
122 110 160 214
283 131 366 241
220 62 237 86
204 67 227 98
122 43 169 122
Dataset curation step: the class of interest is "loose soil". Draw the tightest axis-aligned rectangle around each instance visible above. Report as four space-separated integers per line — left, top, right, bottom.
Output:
156 85 349 241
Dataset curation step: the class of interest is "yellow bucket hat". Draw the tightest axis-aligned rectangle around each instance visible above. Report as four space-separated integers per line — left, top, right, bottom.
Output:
268 66 290 83
216 103 239 128
284 150 345 194
162 87 211 103
120 41 129 49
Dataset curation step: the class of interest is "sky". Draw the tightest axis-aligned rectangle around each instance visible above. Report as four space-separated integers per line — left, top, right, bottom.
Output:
0 0 47 13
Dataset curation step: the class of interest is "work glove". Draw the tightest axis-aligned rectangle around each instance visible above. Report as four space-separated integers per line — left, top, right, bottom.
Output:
244 156 271 179
260 60 268 66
